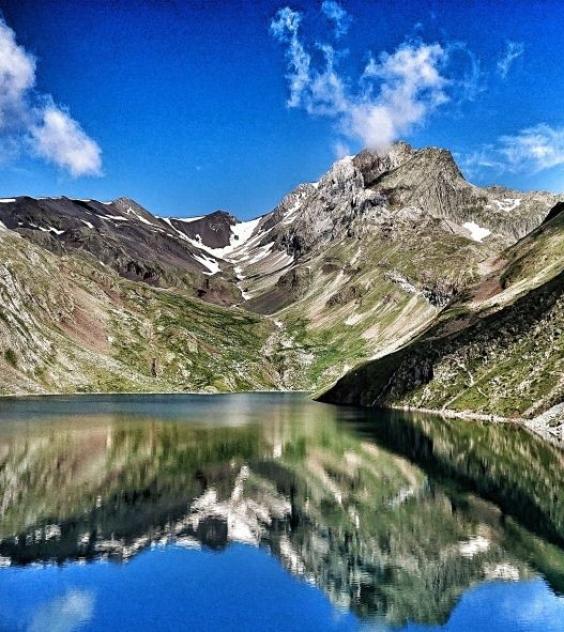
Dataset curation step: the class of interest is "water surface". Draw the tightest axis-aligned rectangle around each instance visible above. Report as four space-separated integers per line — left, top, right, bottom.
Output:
0 392 562 631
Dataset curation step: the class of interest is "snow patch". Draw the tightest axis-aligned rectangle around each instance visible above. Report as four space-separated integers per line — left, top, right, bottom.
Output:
127 208 154 225
194 253 220 275
463 221 491 242
102 215 128 221
0 198 16 203
491 198 522 212
39 226 65 236
186 217 262 260
172 216 204 224
228 218 262 252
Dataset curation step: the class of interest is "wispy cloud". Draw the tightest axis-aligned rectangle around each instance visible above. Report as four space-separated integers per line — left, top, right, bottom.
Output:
499 124 564 171
321 0 352 38
497 41 524 78
462 124 564 176
271 5 478 153
29 589 95 632
0 18 102 177
270 7 311 109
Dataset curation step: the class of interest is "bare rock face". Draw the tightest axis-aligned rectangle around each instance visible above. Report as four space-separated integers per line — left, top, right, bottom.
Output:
245 142 557 275
229 142 558 318
166 210 237 248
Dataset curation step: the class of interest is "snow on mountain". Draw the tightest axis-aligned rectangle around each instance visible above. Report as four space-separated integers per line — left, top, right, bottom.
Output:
463 221 491 242
193 253 221 275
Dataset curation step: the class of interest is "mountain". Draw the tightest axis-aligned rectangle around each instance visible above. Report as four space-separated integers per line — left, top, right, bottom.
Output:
0 196 242 305
319 201 564 439
0 141 561 404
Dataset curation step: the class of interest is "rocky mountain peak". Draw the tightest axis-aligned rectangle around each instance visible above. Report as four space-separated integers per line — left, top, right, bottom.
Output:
352 141 415 185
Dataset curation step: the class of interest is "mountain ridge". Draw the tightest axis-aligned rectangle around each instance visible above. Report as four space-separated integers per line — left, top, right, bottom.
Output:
0 141 562 438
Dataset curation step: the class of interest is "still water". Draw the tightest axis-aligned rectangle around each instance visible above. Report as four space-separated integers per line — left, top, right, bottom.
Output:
0 392 562 631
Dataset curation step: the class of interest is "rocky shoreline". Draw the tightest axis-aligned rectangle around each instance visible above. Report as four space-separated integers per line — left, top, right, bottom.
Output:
387 403 564 447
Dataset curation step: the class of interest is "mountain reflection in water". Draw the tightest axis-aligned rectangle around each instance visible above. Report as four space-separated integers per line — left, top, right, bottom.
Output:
0 392 562 630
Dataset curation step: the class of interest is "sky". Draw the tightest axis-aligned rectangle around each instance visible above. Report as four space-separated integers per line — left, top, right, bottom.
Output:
0 0 562 220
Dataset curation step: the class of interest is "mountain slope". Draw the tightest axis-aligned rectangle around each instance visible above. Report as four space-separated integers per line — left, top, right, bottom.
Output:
0 196 241 305
319 202 564 433
0 141 560 396
0 224 283 394
226 142 558 387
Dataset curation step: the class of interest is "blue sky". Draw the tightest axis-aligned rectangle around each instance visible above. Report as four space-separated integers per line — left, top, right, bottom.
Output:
0 0 562 219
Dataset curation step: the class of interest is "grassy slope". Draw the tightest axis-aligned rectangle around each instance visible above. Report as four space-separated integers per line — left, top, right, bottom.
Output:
0 202 560 401
0 230 281 394
319 207 564 418
272 214 493 390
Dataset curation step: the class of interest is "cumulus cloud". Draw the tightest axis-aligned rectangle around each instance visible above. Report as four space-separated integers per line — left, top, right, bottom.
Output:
0 18 35 129
271 5 459 152
497 41 524 79
321 1 352 38
0 17 101 177
353 43 448 149
462 124 564 176
31 105 102 177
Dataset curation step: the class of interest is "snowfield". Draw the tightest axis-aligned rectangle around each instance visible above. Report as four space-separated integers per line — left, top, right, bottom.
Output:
463 221 491 242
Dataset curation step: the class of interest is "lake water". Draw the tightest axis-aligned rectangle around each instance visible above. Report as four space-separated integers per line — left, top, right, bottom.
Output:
0 392 562 631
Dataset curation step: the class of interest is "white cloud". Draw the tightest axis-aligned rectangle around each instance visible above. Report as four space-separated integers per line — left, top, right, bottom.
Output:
29 589 95 632
462 124 564 176
321 1 352 38
0 17 102 177
271 6 453 152
270 7 311 109
31 105 102 177
497 41 524 79
352 43 448 150
499 124 564 171
0 19 35 130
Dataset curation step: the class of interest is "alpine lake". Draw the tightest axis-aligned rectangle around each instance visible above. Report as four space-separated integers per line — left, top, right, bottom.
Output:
0 392 562 631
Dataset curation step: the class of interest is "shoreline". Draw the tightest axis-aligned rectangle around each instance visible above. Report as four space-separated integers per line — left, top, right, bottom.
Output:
1 388 561 449
387 403 564 448
0 388 311 401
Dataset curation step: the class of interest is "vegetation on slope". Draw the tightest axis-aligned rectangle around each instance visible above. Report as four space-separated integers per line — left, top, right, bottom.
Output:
320 205 564 419
0 230 281 394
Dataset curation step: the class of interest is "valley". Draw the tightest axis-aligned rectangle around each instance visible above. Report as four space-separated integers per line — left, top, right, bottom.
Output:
0 142 562 438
